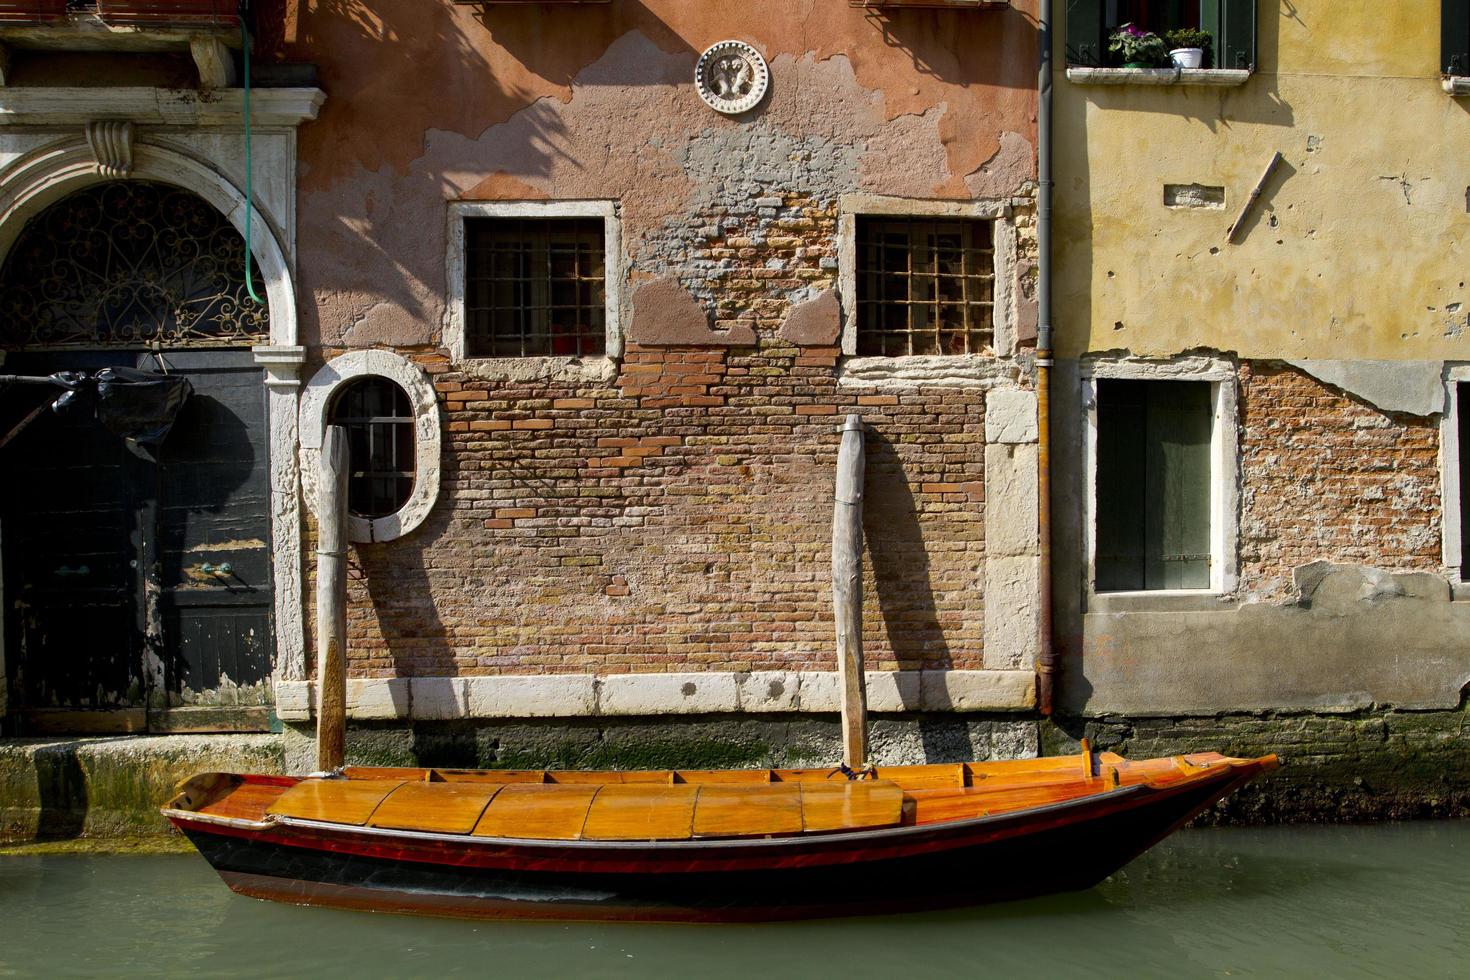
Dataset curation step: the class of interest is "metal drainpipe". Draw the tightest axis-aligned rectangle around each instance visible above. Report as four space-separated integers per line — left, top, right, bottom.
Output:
1035 0 1057 717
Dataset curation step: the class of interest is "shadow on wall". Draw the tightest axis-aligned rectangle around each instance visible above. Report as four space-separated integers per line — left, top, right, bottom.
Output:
858 3 1039 90
862 429 951 674
33 745 86 841
354 519 455 682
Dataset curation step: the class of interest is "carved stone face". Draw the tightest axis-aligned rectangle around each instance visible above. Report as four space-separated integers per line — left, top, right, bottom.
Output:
710 55 753 99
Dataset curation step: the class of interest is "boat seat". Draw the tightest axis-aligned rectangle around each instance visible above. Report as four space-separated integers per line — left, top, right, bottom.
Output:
266 777 905 841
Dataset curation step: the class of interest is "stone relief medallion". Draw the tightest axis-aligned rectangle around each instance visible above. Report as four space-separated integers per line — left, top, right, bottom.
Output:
695 40 769 116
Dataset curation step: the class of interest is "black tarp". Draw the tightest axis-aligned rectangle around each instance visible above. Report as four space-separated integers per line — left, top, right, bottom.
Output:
1 367 193 460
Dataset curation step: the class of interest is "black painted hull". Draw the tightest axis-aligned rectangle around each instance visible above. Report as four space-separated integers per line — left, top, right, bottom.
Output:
178 768 1255 922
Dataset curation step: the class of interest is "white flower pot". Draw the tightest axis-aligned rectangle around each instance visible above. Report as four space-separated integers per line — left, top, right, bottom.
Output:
1170 47 1205 69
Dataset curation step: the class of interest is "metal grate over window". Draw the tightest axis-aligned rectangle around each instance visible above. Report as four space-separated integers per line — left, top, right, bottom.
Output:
329 377 415 521
463 217 607 358
855 217 994 357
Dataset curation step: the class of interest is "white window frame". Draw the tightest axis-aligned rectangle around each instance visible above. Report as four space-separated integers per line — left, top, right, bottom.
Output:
300 350 442 544
1081 355 1239 597
1439 364 1470 581
836 193 1020 367
444 200 623 375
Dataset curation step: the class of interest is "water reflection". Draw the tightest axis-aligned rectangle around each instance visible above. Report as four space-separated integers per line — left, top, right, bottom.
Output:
1 822 1466 979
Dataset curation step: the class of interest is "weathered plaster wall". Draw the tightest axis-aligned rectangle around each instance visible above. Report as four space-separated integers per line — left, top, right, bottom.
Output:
275 1 1042 711
280 1 1040 349
1050 2 1470 721
1053 1 1470 360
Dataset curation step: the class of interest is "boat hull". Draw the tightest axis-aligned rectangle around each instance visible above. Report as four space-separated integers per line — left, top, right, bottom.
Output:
173 764 1260 922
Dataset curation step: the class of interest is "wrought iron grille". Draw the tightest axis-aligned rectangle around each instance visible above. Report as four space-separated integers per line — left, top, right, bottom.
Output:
0 181 269 349
463 217 606 358
855 217 994 357
329 377 415 521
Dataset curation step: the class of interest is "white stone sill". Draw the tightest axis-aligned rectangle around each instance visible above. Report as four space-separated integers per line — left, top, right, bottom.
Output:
1065 67 1251 88
274 669 1037 722
1443 76 1470 96
1087 589 1234 614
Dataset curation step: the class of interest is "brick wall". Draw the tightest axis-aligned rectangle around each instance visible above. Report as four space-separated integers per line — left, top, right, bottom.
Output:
1238 362 1442 601
329 342 1011 680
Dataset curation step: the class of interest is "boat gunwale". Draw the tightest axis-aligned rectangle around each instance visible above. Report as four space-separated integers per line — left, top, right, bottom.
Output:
164 758 1269 853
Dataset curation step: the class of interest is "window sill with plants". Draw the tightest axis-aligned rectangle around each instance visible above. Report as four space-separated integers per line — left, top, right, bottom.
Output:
1069 23 1250 89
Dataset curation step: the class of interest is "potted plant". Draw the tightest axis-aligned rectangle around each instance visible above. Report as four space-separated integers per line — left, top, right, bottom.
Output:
1108 24 1170 69
1163 27 1212 70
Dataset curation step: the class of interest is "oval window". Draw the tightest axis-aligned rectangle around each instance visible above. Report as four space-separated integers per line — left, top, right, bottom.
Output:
328 376 415 520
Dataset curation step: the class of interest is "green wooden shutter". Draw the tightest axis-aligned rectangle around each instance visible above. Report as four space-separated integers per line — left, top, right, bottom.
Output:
1458 384 1470 580
1212 0 1257 71
1065 0 1106 67
1095 381 1148 591
1143 382 1213 590
1445 0 1470 75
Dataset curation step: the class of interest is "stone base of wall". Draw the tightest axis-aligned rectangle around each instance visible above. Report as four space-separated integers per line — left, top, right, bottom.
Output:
0 734 285 844
1044 705 1470 824
2 705 1464 844
280 715 1041 777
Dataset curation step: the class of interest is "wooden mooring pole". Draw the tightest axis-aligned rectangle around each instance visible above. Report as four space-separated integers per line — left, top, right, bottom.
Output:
315 425 350 772
832 414 869 771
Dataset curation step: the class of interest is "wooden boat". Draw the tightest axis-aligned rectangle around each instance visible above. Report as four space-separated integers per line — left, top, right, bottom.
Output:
162 746 1277 922
164 416 1276 920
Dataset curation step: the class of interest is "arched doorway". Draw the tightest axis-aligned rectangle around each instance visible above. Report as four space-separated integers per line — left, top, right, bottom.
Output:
0 181 276 734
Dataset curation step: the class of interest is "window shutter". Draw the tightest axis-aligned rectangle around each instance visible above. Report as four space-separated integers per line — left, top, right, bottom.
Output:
1444 0 1470 75
1214 0 1257 71
1143 382 1213 591
1065 0 1106 67
1094 382 1148 592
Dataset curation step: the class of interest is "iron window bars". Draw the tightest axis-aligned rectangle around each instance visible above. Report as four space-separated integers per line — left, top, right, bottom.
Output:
463 217 607 358
855 216 995 356
329 377 415 521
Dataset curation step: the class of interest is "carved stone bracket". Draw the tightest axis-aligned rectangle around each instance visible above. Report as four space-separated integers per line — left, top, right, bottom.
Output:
84 120 135 178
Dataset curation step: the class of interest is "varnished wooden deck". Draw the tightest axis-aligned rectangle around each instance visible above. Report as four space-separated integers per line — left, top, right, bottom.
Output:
177 749 1270 842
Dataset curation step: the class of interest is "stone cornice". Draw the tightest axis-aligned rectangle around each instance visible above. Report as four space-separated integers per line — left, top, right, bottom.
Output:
0 87 325 128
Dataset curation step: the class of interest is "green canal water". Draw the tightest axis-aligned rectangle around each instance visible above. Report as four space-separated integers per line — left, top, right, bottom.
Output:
2 822 1466 979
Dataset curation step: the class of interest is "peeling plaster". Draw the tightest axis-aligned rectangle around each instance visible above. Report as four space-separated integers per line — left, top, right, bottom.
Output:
777 289 840 345
1285 359 1445 417
298 27 1036 348
628 276 755 346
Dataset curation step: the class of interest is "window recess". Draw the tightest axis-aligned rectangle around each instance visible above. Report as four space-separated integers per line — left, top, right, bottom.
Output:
1065 0 1256 71
463 217 607 359
1094 379 1215 592
854 216 995 357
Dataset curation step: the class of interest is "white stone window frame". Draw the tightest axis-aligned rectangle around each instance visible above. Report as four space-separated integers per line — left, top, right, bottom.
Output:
836 194 1022 377
444 200 623 382
1080 355 1239 598
300 350 442 544
1438 364 1470 582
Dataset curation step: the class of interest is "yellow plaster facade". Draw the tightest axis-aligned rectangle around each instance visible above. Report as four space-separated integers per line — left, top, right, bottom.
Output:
1055 1 1470 360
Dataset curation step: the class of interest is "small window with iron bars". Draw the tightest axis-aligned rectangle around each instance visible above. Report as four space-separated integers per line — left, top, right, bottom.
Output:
855 216 995 357
328 376 415 521
463 217 607 359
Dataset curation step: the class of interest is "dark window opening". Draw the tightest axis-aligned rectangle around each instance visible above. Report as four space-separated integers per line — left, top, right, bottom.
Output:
1065 0 1256 71
463 217 607 358
1095 379 1214 592
1459 383 1470 580
1445 0 1470 75
855 216 994 357
329 377 415 521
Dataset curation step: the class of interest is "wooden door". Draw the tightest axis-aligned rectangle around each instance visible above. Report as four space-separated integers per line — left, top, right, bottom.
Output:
1 350 274 733
151 349 274 732
1 351 148 732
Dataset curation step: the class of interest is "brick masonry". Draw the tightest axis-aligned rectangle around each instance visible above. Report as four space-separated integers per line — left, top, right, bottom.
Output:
326 339 1015 682
1238 362 1442 602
